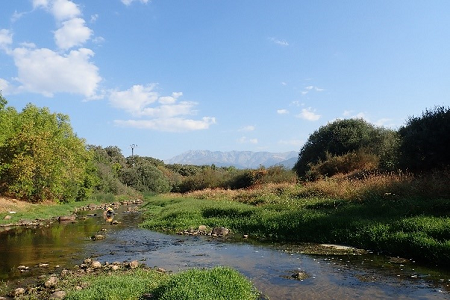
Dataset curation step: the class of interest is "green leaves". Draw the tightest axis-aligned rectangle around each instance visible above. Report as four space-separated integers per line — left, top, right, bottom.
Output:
0 102 93 202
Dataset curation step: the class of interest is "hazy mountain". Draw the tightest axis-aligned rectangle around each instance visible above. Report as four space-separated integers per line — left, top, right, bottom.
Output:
165 150 298 169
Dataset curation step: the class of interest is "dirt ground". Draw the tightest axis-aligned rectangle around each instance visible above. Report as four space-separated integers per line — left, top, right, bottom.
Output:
0 196 34 213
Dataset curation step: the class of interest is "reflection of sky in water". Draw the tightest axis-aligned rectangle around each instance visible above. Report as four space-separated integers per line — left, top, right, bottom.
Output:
1 208 449 299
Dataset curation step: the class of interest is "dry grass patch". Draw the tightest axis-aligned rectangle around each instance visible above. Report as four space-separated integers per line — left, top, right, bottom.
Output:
0 196 40 213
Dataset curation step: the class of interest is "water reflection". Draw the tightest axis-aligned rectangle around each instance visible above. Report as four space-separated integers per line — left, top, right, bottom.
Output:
1 207 449 299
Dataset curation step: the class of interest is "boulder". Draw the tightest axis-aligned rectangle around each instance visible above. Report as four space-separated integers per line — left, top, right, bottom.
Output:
49 291 66 299
45 276 59 288
212 226 230 236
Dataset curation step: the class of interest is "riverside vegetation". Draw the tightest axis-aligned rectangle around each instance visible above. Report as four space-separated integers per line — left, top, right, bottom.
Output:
1 94 450 299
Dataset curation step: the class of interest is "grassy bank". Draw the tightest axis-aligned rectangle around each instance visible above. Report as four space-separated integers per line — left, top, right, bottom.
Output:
140 171 450 267
0 193 132 226
6 264 259 300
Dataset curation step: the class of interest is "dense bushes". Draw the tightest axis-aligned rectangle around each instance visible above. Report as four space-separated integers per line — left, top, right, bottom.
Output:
0 101 93 202
294 106 449 180
398 106 450 172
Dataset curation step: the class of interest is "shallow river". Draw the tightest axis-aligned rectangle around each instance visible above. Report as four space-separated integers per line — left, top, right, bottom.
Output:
1 206 450 299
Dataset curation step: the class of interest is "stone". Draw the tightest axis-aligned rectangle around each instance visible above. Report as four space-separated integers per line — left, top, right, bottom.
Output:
91 261 102 269
3 215 11 220
129 260 139 269
45 276 59 288
13 288 25 297
212 226 230 236
49 291 66 299
39 263 49 268
91 234 105 241
198 225 207 232
110 265 120 271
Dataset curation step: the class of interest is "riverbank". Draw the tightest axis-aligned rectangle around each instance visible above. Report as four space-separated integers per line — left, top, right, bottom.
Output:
1 259 260 300
0 195 141 230
140 180 450 268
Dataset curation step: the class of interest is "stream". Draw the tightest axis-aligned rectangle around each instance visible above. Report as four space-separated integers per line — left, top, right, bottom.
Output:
1 205 450 299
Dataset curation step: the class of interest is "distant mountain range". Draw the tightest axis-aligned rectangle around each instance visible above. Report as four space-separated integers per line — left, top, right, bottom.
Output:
165 150 298 169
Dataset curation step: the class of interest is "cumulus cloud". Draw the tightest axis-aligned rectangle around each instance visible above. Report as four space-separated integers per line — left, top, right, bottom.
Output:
51 0 81 20
114 117 215 132
55 18 92 49
296 107 321 121
110 84 216 132
277 109 289 115
238 136 258 144
121 0 149 6
11 46 101 97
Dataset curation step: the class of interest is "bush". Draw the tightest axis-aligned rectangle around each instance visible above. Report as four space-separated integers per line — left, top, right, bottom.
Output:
398 106 450 172
294 118 399 179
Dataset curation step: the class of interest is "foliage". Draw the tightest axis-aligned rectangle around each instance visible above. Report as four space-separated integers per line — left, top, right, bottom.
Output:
293 118 399 179
153 267 259 300
0 103 93 202
398 106 450 172
120 156 171 194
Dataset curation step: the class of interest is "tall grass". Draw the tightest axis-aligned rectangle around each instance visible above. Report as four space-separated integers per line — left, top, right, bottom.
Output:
141 171 450 267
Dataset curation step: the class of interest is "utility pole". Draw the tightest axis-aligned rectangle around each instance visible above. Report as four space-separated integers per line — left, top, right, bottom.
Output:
130 144 137 165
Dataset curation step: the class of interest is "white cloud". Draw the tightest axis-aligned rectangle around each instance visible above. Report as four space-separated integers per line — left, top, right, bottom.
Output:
238 125 255 132
0 78 11 94
268 37 289 47
159 92 182 104
301 85 324 95
54 18 92 49
238 136 258 144
51 0 81 21
277 109 289 114
33 0 49 9
114 117 215 132
11 46 101 98
296 107 321 121
109 84 159 115
0 29 13 50
110 84 215 131
121 0 149 6
90 14 99 23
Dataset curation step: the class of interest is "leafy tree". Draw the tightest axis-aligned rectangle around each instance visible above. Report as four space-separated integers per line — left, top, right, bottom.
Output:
294 118 399 179
120 156 171 193
398 106 450 172
0 103 92 202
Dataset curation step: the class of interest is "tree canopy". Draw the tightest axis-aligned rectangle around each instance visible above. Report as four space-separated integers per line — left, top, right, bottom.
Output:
293 118 399 179
0 103 92 202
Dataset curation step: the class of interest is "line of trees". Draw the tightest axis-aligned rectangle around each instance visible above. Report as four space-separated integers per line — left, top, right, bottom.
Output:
1 93 448 202
293 106 450 180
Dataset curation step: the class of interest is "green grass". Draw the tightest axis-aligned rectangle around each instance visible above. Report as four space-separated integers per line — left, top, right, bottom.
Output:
57 266 258 300
141 190 450 267
0 193 126 226
153 267 259 300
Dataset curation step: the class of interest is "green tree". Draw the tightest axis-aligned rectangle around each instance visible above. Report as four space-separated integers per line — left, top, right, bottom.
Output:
293 118 399 179
120 156 171 193
0 104 92 202
398 106 450 172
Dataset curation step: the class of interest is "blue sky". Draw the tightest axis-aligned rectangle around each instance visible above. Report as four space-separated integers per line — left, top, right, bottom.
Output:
1 0 449 160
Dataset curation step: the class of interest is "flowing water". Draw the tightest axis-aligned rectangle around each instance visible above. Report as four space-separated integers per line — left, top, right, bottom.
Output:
1 206 450 299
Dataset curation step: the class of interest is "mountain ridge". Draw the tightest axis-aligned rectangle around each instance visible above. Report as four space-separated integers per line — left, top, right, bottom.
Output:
165 150 298 169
